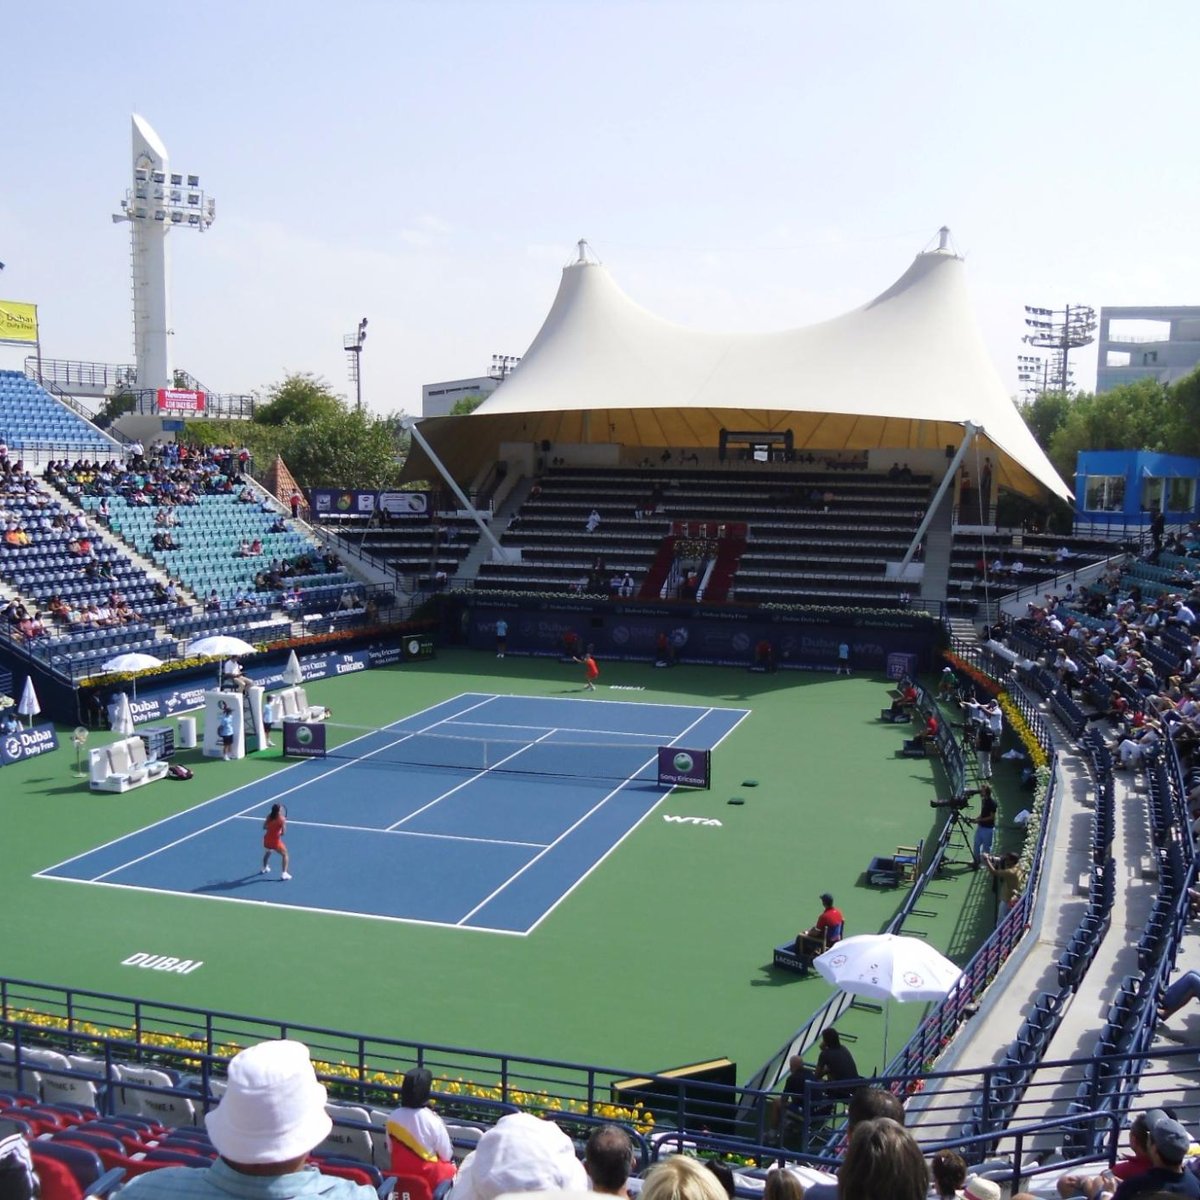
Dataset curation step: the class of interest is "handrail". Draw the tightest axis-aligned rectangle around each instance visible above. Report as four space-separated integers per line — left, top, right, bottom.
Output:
24 356 137 391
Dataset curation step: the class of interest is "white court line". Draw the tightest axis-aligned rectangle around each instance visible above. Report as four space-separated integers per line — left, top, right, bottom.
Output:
41 874 527 937
386 728 558 832
230 814 546 849
457 706 717 927
85 695 503 883
495 691 746 715
446 719 681 740
35 691 499 878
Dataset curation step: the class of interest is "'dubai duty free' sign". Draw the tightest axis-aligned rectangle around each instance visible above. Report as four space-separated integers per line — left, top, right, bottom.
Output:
1 723 59 766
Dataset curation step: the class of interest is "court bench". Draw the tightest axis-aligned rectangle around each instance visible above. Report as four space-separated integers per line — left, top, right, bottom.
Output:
276 685 328 723
89 736 169 793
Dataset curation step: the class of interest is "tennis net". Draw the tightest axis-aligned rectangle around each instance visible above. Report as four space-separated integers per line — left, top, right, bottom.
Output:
317 722 667 783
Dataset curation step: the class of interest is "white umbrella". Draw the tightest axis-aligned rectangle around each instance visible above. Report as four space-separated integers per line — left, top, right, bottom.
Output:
103 652 163 673
17 676 41 729
110 692 136 735
103 652 163 698
281 648 303 686
186 635 257 658
814 933 963 1067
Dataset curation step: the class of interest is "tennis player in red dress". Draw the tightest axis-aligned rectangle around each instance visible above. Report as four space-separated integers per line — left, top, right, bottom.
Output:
261 803 291 880
574 646 600 691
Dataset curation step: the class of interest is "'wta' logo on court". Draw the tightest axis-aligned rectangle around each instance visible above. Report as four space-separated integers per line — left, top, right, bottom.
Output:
673 752 694 773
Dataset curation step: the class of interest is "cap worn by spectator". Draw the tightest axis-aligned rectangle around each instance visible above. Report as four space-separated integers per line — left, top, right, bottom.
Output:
963 1176 1002 1200
820 892 834 907
205 1039 332 1163
1145 1108 1191 1164
451 1112 588 1200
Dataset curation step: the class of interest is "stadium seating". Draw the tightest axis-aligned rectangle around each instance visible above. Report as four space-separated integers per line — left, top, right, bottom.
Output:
0 370 116 456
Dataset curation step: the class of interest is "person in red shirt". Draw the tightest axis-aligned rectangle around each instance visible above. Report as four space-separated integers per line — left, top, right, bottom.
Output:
574 646 600 691
260 803 291 880
794 893 845 969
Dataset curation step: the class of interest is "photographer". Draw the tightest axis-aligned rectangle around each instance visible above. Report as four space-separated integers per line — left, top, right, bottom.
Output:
968 785 997 867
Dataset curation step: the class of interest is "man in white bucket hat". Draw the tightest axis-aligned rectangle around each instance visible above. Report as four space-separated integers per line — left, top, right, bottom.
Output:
121 1040 375 1200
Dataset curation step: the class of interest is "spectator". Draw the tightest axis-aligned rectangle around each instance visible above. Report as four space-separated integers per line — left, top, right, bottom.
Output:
640 1157 726 1200
838 1117 927 1200
982 851 1023 912
930 1149 968 1199
290 490 303 518
584 1125 635 1198
586 508 601 533
1056 1110 1155 1198
704 1162 736 1200
447 1111 587 1200
385 1067 456 1193
1109 1109 1197 1199
763 1168 805 1200
1158 971 1200 1024
118 1039 375 1200
814 1027 859 1101
962 1177 1002 1200
766 1053 819 1136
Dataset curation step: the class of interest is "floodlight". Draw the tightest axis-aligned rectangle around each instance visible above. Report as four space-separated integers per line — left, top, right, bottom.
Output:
135 186 147 200
134 206 146 218
171 211 183 223
154 209 165 221
187 174 199 187
188 214 199 225
135 167 149 183
153 170 165 184
169 189 180 202
187 192 199 205
170 173 182 185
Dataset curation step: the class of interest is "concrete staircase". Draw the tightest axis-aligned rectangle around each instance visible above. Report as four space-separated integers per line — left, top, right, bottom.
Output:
453 478 532 584
919 489 955 604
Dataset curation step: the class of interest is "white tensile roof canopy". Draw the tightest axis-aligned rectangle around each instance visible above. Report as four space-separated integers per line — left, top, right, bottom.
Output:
406 234 1070 502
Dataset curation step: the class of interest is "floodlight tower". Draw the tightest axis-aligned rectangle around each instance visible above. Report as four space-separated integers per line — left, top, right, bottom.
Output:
112 115 216 391
1022 303 1095 394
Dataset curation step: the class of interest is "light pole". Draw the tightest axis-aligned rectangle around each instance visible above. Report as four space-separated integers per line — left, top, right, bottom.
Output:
1016 353 1053 401
344 317 368 411
112 115 216 391
488 354 521 382
1022 304 1095 394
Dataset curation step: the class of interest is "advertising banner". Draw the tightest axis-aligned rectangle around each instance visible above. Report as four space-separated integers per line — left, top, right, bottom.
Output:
657 746 710 789
1 722 59 766
283 719 327 759
0 300 38 345
378 491 432 519
310 489 377 516
155 388 206 415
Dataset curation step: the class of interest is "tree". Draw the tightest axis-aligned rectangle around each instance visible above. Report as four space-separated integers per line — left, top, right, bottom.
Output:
1165 366 1200 457
93 391 137 430
1017 391 1073 453
253 372 345 427
449 394 486 416
1047 378 1172 483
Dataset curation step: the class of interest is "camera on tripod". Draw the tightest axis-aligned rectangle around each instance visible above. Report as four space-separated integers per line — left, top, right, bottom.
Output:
931 794 972 811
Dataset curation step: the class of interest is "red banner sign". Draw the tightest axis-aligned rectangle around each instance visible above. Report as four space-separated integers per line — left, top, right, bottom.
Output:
156 388 206 414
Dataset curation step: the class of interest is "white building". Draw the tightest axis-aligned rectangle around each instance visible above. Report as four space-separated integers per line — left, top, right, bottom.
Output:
421 375 500 418
1096 305 1200 393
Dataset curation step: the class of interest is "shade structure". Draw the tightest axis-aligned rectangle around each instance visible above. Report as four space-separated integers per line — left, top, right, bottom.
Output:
17 676 41 728
186 635 257 658
814 933 963 1067
103 652 164 673
281 649 303 686
110 692 136 736
402 239 1071 504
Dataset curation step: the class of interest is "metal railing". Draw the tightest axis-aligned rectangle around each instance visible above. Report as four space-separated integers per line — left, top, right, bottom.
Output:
25 356 136 392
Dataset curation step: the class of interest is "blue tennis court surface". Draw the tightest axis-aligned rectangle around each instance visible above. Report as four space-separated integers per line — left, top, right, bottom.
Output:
38 694 749 934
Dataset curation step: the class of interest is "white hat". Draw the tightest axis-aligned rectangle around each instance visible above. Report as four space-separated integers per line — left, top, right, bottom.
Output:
450 1113 587 1200
963 1176 1001 1200
205 1040 332 1163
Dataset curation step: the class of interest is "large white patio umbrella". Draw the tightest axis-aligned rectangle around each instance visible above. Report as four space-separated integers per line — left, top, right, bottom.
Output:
186 635 257 658
814 933 963 1067
17 676 41 728
103 652 163 699
281 649 303 686
110 692 136 736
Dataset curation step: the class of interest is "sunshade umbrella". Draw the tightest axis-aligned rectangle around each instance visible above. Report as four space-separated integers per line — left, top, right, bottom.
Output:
110 692 136 736
814 933 963 1067
17 676 41 729
281 649 303 686
186 635 257 658
103 652 163 699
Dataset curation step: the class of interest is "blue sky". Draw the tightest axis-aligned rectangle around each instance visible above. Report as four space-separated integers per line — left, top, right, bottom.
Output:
2 0 1196 413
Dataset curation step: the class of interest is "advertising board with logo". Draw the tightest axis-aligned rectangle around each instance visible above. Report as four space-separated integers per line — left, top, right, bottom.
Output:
156 388 206 415
0 300 39 345
310 489 377 516
283 720 327 759
377 491 432 520
1 723 60 766
656 746 710 789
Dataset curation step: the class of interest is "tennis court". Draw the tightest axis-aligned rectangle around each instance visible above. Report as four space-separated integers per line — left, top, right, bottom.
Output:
37 693 749 935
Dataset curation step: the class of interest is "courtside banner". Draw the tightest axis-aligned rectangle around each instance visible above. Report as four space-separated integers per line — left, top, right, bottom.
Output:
378 491 431 519
1 723 59 766
0 300 38 345
283 720 327 759
156 388 206 414
657 746 710 789
310 488 377 516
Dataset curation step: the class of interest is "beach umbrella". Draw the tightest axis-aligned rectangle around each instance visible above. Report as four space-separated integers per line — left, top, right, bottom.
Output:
103 652 163 699
17 677 41 729
186 635 257 658
814 933 963 1067
110 692 136 736
281 649 303 686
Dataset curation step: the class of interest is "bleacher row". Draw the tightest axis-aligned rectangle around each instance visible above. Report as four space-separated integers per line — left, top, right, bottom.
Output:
0 370 116 456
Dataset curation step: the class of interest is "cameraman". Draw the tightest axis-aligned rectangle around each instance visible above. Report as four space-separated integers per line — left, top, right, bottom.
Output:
967 785 997 867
